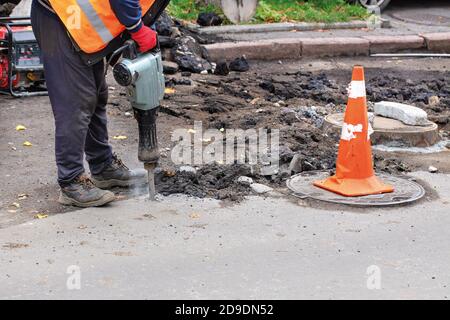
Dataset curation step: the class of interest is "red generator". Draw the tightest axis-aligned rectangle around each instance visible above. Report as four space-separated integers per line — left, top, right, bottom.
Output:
0 17 47 97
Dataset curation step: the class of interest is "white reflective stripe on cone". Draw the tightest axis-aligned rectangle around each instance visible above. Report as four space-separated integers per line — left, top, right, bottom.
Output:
348 81 366 99
341 123 363 141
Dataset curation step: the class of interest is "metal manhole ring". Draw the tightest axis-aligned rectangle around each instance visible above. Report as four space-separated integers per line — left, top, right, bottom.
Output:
287 171 425 207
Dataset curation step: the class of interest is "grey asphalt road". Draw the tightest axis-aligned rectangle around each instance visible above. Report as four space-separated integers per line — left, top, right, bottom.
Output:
2 1 450 301
0 171 449 300
215 0 450 42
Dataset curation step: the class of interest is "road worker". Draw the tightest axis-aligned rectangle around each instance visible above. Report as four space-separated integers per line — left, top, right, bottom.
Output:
31 0 158 207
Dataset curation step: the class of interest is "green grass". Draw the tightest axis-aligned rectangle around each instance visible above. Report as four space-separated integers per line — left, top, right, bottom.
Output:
167 0 223 21
255 0 369 23
167 0 369 24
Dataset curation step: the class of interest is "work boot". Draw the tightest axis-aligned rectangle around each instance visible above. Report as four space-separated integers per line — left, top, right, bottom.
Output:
58 174 115 208
91 154 147 189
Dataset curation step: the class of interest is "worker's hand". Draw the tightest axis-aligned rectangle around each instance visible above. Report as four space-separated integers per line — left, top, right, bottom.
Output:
130 25 157 53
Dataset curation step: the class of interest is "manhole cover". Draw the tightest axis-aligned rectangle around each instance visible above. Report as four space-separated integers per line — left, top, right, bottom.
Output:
287 171 425 207
390 12 450 27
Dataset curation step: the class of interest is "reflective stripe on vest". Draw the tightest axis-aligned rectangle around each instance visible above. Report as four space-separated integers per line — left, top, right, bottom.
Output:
48 0 155 54
76 0 114 44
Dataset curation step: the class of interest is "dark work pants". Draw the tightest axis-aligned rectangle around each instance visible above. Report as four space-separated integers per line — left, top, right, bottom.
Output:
31 0 113 186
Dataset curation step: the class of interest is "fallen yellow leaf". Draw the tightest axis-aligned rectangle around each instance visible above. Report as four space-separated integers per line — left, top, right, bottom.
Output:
34 213 48 220
164 88 176 94
113 135 127 140
16 125 27 131
23 141 33 147
164 170 176 177
189 213 201 219
250 98 260 105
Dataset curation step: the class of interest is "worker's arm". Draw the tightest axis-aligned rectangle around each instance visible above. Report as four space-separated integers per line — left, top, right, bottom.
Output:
109 0 143 32
109 0 157 52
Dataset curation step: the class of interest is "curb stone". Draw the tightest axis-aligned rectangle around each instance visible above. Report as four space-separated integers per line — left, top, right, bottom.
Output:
205 39 302 61
301 37 369 57
195 20 391 35
362 35 425 53
421 32 450 53
198 23 297 35
203 32 450 61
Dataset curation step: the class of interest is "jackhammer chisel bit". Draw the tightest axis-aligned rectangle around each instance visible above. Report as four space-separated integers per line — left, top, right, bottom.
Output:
145 163 157 201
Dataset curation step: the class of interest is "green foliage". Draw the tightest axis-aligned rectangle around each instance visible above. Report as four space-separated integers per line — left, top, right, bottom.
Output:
168 0 369 24
254 0 369 23
167 0 223 21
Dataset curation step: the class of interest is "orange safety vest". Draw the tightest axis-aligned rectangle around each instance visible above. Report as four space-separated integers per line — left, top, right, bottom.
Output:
48 0 156 54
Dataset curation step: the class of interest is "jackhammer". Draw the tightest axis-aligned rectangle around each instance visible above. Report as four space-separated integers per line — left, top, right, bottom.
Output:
112 41 165 200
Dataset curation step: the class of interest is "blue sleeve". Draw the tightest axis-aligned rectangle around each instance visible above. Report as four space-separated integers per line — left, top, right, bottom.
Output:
110 0 143 32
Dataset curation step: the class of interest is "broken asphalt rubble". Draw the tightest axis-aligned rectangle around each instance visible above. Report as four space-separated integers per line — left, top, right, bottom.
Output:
0 1 18 17
197 12 223 27
107 13 450 202
130 65 449 201
156 12 250 75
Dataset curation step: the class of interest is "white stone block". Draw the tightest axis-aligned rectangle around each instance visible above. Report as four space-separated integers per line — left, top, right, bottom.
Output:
250 183 273 194
238 176 254 185
374 101 428 126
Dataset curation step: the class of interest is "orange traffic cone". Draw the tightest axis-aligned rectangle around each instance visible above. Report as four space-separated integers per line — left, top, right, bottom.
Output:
314 66 394 197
